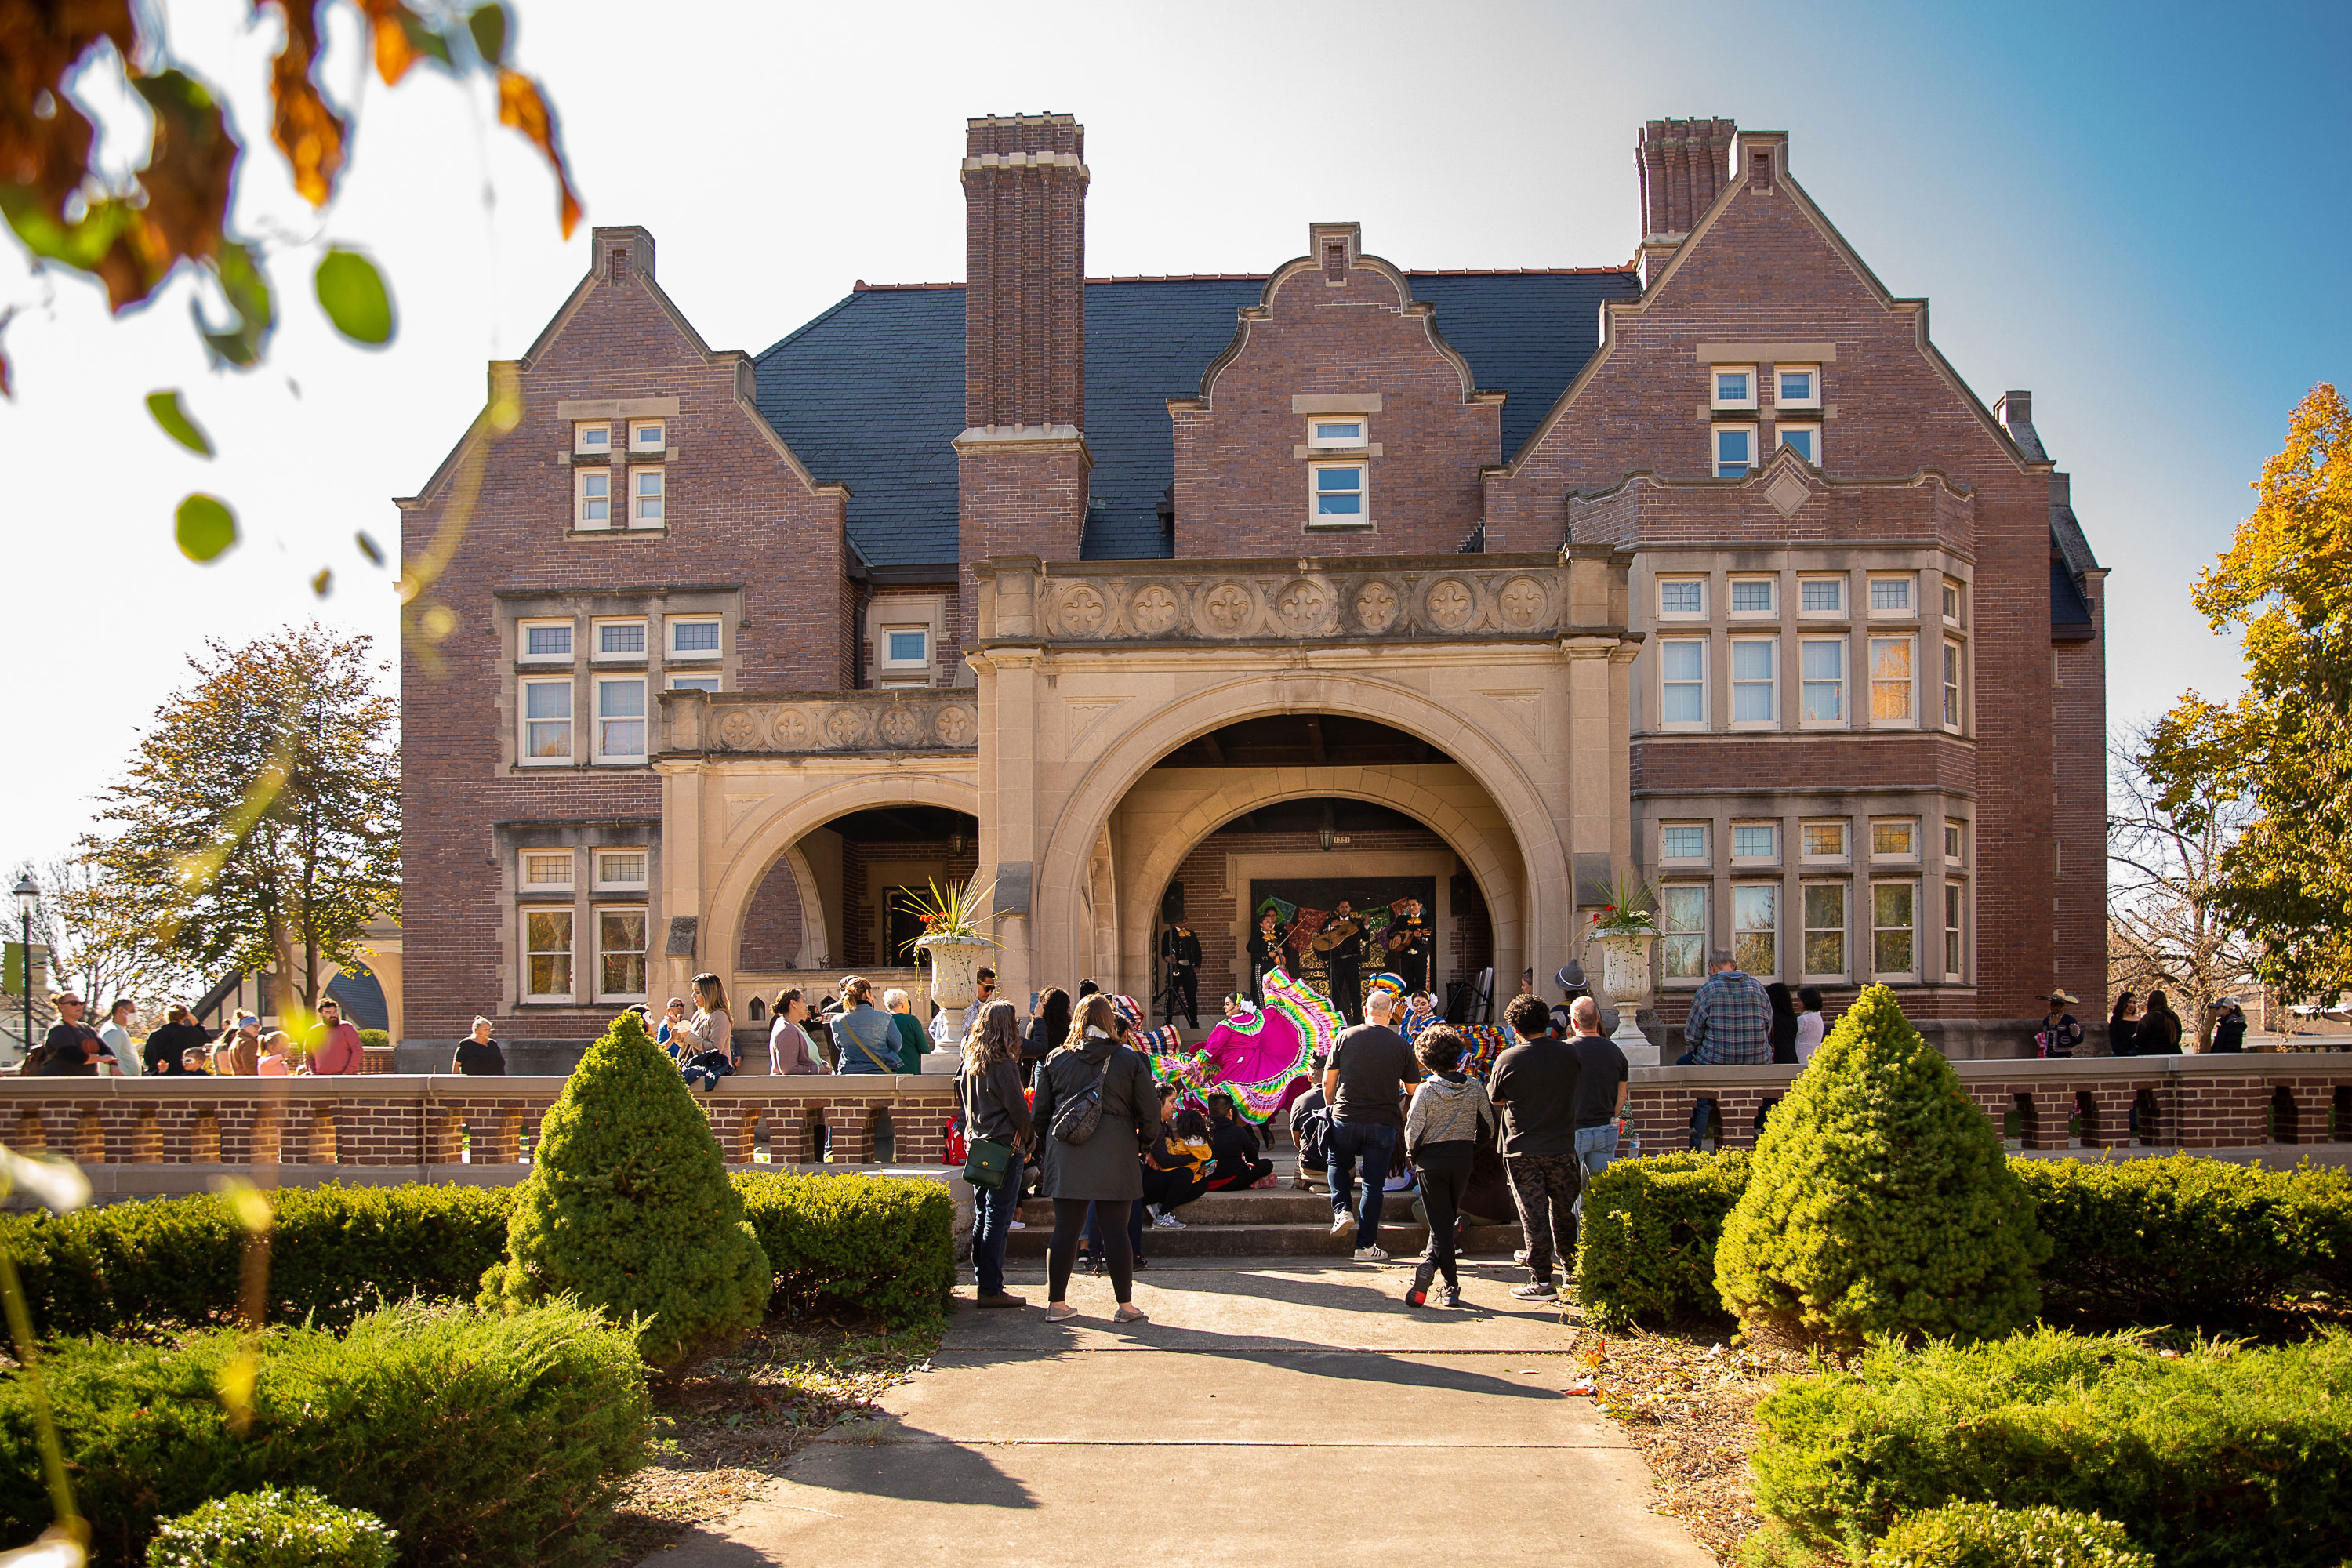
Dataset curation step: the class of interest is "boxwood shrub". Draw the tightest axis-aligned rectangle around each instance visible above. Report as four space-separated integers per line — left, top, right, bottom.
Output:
1752 1327 2352 1568
356 1029 391 1054
0 1300 648 1568
1867 1503 2151 1568
735 1170 953 1327
145 1486 397 1568
1574 1150 1748 1329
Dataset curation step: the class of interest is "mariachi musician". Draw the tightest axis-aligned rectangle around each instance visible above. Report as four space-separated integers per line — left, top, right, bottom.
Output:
1385 895 1434 997
1247 906 1286 1004
1316 897 1366 1026
1160 920 1203 1029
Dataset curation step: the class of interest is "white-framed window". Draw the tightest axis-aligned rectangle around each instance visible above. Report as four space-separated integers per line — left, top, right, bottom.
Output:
593 848 648 891
524 909 574 1001
1306 416 1367 448
1728 575 1777 617
1731 821 1778 863
1657 576 1708 619
1660 884 1708 980
575 466 612 528
1778 423 1821 466
1871 818 1921 862
666 673 721 694
519 619 573 662
1798 575 1846 618
667 615 722 660
1774 365 1821 409
1659 822 1709 864
880 626 931 671
1944 882 1965 978
1800 637 1846 726
1867 573 1916 617
1869 635 1915 726
1942 579 1965 626
1309 462 1367 522
630 466 666 527
521 849 573 891
593 675 647 763
1801 820 1849 862
572 421 612 456
595 907 648 1001
629 419 666 452
1711 365 1758 411
1659 637 1707 728
1715 425 1755 478
519 677 572 763
1871 882 1917 978
1730 637 1777 726
1945 821 1965 864
594 619 648 660
1802 883 1849 978
1733 884 1778 978
1942 639 1964 730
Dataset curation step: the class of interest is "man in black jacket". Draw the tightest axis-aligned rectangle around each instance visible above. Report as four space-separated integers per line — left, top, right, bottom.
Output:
1160 921 1202 1028
1323 898 1365 1026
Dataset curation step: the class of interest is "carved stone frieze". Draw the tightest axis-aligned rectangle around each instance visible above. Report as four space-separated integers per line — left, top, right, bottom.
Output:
662 691 980 756
989 556 1574 644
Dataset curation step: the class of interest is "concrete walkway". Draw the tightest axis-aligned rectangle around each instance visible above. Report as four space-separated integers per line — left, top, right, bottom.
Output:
646 1258 1719 1567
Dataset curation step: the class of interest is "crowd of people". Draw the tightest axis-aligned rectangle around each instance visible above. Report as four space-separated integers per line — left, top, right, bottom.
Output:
20 994 372 1077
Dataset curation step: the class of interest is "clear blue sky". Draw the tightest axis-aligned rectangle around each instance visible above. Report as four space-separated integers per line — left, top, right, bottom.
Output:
2 0 2343 873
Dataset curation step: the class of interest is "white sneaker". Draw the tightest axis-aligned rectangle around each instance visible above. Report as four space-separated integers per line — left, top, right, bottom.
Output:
1353 1246 1390 1263
1152 1211 1185 1229
1007 1219 1025 1231
1329 1213 1356 1237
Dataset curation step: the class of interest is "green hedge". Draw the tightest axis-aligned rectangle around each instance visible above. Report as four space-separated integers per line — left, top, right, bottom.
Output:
356 1029 391 1053
0 1172 951 1338
146 1486 397 1568
735 1171 953 1327
1867 1503 2151 1568
0 1300 647 1568
1575 1150 1749 1329
1576 1152 2352 1330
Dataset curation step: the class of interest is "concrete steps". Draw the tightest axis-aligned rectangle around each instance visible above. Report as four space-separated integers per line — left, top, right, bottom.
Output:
1003 1182 1524 1261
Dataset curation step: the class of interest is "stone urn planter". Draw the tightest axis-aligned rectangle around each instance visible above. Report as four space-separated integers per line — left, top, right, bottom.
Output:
917 933 993 1012
1592 930 1661 1067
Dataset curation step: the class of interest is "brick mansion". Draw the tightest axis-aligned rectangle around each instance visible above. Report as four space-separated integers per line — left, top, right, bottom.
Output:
397 113 2107 1063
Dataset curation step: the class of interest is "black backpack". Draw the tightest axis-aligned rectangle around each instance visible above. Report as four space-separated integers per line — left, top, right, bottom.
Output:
1049 1048 1110 1145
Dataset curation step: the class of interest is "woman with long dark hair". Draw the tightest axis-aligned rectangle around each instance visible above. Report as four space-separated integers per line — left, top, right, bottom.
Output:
2108 991 2141 1058
1765 982 1799 1065
958 999 1033 1308
2140 989 2185 1055
1031 993 1162 1323
1026 986 1071 1077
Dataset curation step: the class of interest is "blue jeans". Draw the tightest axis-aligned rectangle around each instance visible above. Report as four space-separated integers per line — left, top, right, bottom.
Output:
1571 1123 1618 1220
971 1177 1017 1297
1327 1120 1396 1249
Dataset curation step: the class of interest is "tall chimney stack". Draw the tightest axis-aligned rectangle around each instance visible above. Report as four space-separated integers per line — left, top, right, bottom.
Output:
957 113 1091 633
1635 118 1735 287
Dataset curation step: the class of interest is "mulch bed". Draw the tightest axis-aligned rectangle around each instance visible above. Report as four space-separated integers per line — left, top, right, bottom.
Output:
608 1314 942 1563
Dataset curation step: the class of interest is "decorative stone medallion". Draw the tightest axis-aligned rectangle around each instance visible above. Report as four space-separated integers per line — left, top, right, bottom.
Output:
1275 578 1327 633
1355 580 1399 632
1203 582 1255 635
771 708 809 747
717 710 760 750
1129 584 1180 635
935 705 975 746
823 707 864 747
1499 576 1548 630
879 706 923 747
1059 584 1107 635
1765 469 1811 518
1426 578 1475 631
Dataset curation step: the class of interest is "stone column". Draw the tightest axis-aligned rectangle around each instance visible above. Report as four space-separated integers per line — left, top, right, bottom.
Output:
657 757 705 1004
972 641 1044 1014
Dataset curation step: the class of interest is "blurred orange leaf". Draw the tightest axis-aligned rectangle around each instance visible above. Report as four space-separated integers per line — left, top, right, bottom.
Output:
497 69 579 238
263 0 347 207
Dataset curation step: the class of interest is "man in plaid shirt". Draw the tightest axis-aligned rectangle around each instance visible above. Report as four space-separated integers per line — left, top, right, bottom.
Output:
1677 948 1772 1149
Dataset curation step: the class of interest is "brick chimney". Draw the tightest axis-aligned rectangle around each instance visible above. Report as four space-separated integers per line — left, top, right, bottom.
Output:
1635 118 1735 287
957 114 1092 637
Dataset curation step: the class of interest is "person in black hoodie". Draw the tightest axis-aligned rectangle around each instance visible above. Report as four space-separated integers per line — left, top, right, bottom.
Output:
1203 1093 1274 1189
1401 1023 1497 1308
142 1005 212 1076
2107 992 2140 1058
2210 998 2248 1053
2139 990 2185 1055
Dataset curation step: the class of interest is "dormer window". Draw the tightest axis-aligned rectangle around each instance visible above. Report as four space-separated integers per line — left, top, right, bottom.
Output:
1711 365 1758 411
1308 418 1367 449
573 421 612 455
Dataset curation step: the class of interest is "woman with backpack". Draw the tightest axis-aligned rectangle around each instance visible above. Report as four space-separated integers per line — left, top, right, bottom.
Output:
1030 993 1162 1323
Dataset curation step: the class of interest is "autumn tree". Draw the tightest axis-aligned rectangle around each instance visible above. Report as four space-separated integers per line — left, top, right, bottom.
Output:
13 855 191 1022
2146 384 2352 1003
2107 717 2259 1044
78 626 399 1017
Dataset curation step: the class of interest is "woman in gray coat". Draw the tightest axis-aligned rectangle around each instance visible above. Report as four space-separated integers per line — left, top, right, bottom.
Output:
1030 993 1162 1323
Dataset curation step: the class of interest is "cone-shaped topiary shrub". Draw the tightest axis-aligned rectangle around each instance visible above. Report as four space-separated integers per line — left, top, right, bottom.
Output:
482 1008 770 1367
1715 985 2047 1350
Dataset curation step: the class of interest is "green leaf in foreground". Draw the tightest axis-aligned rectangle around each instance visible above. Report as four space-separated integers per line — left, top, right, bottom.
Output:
469 2 510 64
355 530 384 567
145 390 214 456
175 494 238 562
315 248 395 346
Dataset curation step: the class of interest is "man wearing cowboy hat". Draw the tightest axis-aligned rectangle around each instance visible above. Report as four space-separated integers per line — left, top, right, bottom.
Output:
1550 960 1592 1038
2036 991 2082 1058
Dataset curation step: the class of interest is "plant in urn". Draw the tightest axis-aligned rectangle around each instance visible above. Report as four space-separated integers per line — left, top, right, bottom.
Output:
1586 871 1661 1067
897 877 999 1011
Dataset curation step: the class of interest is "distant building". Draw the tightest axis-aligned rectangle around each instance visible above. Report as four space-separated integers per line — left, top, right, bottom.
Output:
398 114 2105 1060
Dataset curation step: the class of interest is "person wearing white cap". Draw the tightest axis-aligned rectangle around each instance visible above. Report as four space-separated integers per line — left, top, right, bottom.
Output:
2210 998 2247 1054
2035 992 2082 1058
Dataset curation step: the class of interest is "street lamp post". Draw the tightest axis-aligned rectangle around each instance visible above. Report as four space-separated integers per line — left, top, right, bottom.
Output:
12 873 37 1066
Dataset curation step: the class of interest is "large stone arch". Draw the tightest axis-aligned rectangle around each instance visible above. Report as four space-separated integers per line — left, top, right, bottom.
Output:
702 771 982 997
1111 769 1527 1002
1035 673 1568 1000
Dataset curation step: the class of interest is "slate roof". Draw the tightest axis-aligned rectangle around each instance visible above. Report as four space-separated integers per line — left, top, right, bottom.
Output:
752 270 1640 568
